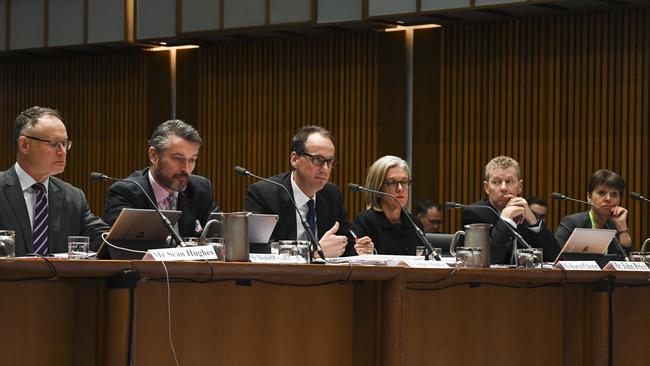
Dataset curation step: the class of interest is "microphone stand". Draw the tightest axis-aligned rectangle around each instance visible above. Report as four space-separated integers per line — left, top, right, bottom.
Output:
234 166 326 260
444 201 532 265
551 192 629 261
90 172 185 246
348 183 439 260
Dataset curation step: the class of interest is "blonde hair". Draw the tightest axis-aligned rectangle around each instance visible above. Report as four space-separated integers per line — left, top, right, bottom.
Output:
364 155 410 211
484 155 520 181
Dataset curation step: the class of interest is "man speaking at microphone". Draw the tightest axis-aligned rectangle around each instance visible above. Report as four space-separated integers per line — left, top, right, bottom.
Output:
462 156 560 263
244 126 373 258
103 120 219 237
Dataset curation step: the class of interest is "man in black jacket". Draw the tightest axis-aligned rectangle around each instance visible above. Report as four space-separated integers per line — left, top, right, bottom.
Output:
244 126 373 258
462 156 560 264
103 120 219 238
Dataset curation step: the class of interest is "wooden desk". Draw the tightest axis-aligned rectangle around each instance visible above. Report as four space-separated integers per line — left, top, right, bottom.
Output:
1 259 648 366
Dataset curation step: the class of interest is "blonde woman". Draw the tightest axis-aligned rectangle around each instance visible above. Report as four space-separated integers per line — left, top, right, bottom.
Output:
352 156 423 255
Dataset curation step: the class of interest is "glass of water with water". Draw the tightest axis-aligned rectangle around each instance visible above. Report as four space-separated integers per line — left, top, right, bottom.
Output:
68 236 90 259
0 230 16 258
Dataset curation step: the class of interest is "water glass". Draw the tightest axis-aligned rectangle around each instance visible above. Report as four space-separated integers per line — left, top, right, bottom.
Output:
68 236 90 259
455 247 483 268
516 248 543 268
181 237 200 247
295 240 311 263
0 230 16 258
205 237 226 261
278 240 297 257
269 241 279 255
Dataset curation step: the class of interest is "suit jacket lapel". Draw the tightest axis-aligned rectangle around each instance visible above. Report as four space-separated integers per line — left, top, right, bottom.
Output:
48 180 64 251
4 169 33 253
315 189 330 239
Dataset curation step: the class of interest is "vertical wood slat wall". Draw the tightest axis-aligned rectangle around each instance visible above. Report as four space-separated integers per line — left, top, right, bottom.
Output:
196 33 379 215
428 8 649 248
0 52 150 213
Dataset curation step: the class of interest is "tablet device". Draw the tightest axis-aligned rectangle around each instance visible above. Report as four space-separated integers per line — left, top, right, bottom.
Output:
554 228 616 264
208 213 279 243
97 208 182 259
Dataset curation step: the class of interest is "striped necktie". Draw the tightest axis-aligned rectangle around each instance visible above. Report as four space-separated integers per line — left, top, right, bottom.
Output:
32 183 49 255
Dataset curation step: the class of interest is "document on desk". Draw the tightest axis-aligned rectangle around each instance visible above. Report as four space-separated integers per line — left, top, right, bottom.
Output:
326 254 427 266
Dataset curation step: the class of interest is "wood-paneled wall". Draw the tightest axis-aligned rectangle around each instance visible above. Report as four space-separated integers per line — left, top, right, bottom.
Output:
0 52 150 212
413 7 649 248
195 33 380 214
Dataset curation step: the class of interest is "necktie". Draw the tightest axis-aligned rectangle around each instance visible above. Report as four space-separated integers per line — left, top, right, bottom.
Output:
166 194 177 210
32 183 49 255
306 199 316 237
167 194 179 233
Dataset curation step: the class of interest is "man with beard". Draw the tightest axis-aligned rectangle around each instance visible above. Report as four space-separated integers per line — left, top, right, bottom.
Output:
461 156 559 264
103 120 219 240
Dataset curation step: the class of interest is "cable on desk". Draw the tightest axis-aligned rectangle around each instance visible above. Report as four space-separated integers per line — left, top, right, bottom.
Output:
0 253 58 281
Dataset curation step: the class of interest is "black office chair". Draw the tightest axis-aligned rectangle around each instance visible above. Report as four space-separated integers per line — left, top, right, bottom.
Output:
425 233 455 256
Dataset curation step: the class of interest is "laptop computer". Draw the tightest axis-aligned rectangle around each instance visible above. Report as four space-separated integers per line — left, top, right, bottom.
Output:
207 213 279 253
554 228 617 267
97 208 182 260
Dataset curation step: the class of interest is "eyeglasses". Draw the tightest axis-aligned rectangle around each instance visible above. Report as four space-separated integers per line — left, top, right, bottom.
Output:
299 152 338 168
383 180 412 189
23 135 72 151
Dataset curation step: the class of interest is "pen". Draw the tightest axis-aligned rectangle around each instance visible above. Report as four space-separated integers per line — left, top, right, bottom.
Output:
349 229 358 240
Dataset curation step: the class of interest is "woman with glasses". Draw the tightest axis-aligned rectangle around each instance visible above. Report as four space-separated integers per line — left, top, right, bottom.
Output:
351 155 422 255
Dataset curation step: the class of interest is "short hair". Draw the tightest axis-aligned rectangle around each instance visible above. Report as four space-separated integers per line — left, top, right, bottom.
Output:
364 155 410 211
484 155 521 181
415 200 442 216
148 119 202 153
13 106 62 152
588 169 625 196
290 125 335 153
527 197 547 207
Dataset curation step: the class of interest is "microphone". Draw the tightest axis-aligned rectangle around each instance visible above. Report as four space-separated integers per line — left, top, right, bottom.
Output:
234 166 325 260
348 183 440 260
631 192 650 204
445 201 532 264
551 192 628 260
90 172 185 246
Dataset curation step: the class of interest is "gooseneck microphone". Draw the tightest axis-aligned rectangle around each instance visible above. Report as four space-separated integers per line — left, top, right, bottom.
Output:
630 192 650 204
233 166 325 260
348 183 440 261
445 201 532 264
90 172 185 246
551 192 628 260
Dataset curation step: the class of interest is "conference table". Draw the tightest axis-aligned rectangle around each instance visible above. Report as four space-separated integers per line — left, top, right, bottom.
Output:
1 258 649 366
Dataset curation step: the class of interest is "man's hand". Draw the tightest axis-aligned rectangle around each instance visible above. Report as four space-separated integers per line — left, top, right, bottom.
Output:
354 236 374 255
500 195 538 225
318 222 348 258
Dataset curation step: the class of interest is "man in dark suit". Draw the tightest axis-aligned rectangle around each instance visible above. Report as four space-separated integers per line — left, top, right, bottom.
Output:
244 126 373 258
0 106 109 256
103 120 219 238
462 156 560 264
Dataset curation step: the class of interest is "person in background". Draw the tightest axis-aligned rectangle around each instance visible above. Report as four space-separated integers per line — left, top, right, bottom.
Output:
0 106 109 256
554 169 632 255
527 197 548 222
352 155 423 255
415 200 443 233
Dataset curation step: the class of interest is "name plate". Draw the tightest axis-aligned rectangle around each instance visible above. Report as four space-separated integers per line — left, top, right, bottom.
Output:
403 259 451 268
557 261 601 271
249 254 307 264
142 245 217 261
603 261 650 271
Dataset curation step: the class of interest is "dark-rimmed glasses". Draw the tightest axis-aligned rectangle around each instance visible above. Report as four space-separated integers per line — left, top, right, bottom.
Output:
299 152 338 168
383 180 412 189
23 135 72 151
